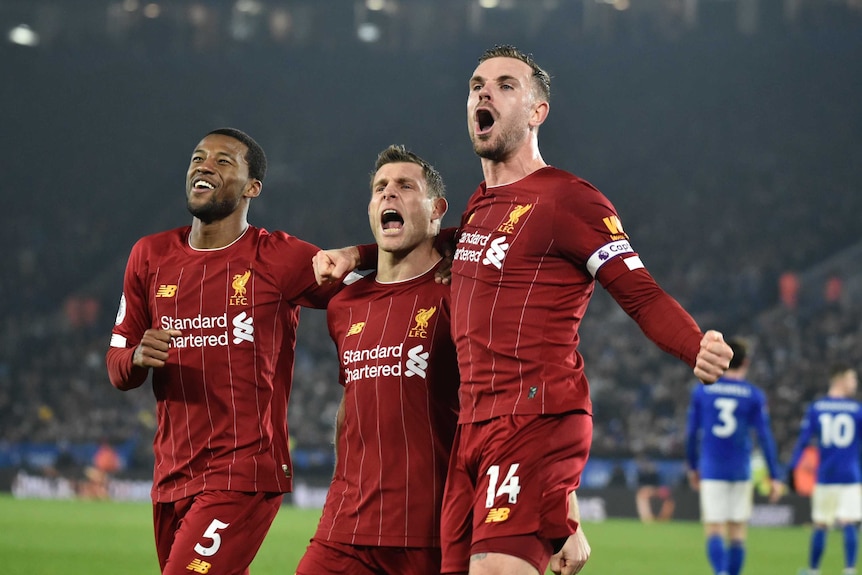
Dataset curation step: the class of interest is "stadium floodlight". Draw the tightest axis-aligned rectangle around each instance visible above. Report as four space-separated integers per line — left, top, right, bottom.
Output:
236 0 263 14
8 24 39 47
143 3 161 18
357 22 381 42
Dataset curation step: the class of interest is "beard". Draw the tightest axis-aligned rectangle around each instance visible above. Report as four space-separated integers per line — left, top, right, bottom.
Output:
471 122 523 162
187 195 241 224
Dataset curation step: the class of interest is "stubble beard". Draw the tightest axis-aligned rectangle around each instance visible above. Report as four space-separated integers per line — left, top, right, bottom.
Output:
187 195 241 224
472 124 521 163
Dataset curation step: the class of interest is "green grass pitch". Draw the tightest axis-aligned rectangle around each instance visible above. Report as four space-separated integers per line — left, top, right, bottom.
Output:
0 494 849 574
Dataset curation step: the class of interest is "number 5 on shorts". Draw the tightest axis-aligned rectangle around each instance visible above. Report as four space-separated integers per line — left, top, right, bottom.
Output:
194 519 230 557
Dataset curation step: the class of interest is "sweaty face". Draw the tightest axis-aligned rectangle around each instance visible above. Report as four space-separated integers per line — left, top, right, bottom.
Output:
368 162 437 256
186 134 253 224
467 57 537 162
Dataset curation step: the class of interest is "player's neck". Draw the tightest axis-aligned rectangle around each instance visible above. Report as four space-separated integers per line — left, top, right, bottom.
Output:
723 368 746 380
376 243 440 283
481 144 546 188
189 216 249 250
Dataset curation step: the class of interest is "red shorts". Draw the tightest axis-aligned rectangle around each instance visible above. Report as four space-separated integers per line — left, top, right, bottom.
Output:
440 412 592 574
154 490 283 575
296 539 441 575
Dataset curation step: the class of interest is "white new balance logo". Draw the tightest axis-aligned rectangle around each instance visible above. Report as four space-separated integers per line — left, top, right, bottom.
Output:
405 345 429 378
232 312 254 344
482 236 509 269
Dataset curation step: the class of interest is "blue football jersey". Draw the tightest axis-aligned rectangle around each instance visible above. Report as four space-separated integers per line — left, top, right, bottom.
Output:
685 377 781 481
789 397 862 484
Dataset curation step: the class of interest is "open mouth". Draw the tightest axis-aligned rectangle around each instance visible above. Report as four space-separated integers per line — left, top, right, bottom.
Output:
381 209 404 233
193 178 215 191
476 108 495 135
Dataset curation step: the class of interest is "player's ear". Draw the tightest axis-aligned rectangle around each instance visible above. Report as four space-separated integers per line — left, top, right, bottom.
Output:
244 179 262 198
431 197 448 222
530 100 549 128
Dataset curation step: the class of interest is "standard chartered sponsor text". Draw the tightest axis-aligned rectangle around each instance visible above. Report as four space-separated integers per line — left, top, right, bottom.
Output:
172 333 230 348
161 313 228 330
453 247 484 262
162 314 230 348
459 231 490 246
345 362 405 383
343 344 403 384
454 230 492 263
342 343 403 365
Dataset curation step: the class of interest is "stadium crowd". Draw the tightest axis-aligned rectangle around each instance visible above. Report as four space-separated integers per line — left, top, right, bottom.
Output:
1 11 861 481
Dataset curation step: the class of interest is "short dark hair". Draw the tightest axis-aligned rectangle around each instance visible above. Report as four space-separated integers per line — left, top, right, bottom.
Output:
206 127 267 182
727 337 749 369
371 144 445 199
478 45 551 103
830 363 856 380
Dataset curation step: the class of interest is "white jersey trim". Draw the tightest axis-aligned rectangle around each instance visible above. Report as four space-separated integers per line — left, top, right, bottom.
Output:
623 255 644 271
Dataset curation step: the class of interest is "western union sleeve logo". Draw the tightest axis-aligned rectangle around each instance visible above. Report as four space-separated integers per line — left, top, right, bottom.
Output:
497 204 532 234
409 307 436 338
230 270 251 306
346 322 366 336
602 215 629 240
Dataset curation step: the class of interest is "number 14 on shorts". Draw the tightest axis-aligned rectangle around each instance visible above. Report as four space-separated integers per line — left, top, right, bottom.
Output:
486 463 521 507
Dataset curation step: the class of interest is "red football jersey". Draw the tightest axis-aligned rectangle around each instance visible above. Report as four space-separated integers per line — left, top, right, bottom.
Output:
451 166 695 423
106 225 335 502
313 263 459 547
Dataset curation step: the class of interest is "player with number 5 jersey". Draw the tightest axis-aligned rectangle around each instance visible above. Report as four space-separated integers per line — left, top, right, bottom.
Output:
106 129 338 575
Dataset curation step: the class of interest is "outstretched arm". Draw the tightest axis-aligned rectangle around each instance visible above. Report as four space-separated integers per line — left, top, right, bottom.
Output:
602 267 732 383
313 228 458 286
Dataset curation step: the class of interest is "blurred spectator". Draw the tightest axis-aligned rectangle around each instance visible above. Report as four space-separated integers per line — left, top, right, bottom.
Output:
791 446 819 498
635 456 675 523
79 439 122 500
824 274 843 307
779 271 800 310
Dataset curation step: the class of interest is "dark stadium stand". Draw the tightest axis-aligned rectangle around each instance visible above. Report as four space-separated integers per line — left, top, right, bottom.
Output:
1 0 861 489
